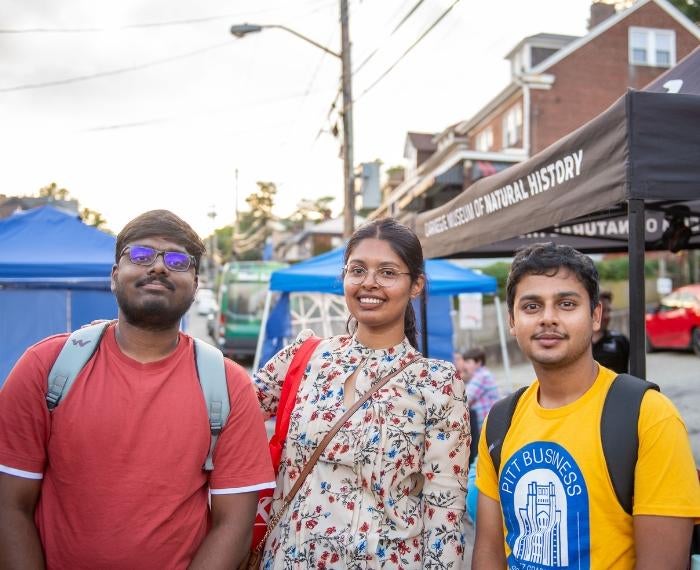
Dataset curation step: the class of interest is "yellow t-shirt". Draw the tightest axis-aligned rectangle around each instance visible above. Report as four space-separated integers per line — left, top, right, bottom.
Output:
476 365 700 569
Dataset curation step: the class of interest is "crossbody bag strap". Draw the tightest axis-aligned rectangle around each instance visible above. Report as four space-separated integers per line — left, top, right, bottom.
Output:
255 354 424 553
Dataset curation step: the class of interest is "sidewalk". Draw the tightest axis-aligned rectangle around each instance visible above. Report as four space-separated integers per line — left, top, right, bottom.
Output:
490 359 537 395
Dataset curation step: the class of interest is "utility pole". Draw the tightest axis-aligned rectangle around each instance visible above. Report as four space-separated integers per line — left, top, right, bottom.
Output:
207 206 217 283
340 0 355 238
230 5 356 238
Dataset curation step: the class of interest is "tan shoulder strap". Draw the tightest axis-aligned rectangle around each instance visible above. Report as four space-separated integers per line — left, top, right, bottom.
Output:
255 354 423 552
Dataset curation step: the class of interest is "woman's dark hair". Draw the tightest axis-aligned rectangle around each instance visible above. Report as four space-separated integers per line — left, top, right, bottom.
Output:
115 210 206 274
343 218 425 349
506 242 600 315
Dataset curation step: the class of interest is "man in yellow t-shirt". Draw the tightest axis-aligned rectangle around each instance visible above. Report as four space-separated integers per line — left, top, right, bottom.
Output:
472 243 700 569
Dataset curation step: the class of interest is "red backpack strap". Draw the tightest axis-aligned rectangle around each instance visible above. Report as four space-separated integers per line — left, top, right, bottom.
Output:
268 336 322 469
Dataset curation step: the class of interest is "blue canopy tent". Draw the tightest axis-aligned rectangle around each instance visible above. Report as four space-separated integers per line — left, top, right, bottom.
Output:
253 247 505 374
0 207 118 384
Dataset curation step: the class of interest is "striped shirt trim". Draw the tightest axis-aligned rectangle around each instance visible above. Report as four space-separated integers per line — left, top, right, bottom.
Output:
0 464 43 480
210 480 276 495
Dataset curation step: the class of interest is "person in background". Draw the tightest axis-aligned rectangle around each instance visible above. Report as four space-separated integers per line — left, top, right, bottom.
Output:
462 346 500 432
592 290 630 373
254 218 470 568
0 210 274 569
472 242 700 569
461 346 500 524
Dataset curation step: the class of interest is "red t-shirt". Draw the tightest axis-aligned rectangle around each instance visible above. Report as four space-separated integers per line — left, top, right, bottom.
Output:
0 326 274 569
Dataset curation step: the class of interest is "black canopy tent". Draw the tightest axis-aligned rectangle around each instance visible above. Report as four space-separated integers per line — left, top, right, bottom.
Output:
414 47 700 378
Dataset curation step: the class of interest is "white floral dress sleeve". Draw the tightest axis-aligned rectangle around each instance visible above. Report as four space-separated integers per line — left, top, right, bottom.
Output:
419 359 470 567
253 328 316 420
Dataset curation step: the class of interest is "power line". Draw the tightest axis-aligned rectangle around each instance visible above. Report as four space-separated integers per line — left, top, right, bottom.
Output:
356 0 461 102
80 89 335 132
312 1 427 147
352 0 426 75
0 0 336 34
0 41 231 94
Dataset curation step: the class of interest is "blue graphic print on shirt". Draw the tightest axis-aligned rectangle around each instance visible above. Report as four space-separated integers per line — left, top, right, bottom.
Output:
499 442 590 569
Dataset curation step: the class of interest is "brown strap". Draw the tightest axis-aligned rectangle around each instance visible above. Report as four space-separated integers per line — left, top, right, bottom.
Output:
255 354 423 552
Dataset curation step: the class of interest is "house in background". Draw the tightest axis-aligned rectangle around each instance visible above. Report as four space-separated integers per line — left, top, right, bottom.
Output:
371 0 700 221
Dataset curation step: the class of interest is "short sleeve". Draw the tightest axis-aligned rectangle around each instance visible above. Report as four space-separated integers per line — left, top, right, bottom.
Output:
253 329 316 420
0 339 62 477
209 360 276 492
632 391 700 518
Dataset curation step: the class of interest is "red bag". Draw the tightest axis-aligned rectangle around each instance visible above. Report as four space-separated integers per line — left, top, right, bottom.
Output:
250 336 322 552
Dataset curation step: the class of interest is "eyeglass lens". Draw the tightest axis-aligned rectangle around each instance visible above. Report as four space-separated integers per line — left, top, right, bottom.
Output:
128 246 192 272
344 265 401 287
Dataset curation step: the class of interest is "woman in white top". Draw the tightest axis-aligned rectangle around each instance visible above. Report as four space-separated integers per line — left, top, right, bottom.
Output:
254 218 470 569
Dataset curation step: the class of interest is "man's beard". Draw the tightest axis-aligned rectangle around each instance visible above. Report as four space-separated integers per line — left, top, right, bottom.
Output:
113 276 194 331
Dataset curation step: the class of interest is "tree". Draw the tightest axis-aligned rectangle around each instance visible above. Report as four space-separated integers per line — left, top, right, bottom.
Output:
34 183 111 233
38 182 70 201
669 0 700 22
232 181 278 259
284 196 335 231
80 207 110 231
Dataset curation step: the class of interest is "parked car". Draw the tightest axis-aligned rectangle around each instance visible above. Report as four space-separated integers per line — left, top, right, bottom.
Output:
195 287 217 316
645 284 700 355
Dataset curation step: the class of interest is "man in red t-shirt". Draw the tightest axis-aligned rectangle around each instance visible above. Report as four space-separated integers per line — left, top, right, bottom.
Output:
0 210 275 569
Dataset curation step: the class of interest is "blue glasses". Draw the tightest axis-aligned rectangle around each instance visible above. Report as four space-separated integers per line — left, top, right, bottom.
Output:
120 245 195 272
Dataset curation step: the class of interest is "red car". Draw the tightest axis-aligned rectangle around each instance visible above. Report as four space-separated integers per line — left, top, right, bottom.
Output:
645 284 700 354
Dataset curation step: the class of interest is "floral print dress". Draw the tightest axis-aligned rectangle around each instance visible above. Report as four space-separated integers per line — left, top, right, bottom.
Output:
254 330 470 569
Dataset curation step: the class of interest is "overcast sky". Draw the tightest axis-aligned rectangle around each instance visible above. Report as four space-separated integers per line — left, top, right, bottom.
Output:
0 0 593 236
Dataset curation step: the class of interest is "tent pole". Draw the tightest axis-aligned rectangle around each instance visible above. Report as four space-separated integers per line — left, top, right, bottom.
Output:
66 290 72 332
493 296 513 392
420 289 429 356
628 198 646 379
252 290 273 373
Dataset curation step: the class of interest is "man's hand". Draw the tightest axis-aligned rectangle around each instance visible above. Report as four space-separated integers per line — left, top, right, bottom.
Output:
188 490 258 570
0 473 44 569
472 493 506 569
634 514 694 570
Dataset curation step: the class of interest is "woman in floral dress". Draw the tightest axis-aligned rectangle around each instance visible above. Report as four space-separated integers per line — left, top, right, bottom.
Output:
254 218 470 569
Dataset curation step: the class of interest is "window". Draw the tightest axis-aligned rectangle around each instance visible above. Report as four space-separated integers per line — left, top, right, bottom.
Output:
502 104 523 148
629 27 675 67
475 127 493 152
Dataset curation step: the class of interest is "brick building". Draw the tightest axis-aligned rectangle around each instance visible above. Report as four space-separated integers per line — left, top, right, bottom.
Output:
371 0 700 220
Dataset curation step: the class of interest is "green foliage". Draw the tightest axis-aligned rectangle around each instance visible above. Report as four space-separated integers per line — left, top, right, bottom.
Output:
232 181 278 259
669 0 700 22
214 226 233 262
38 182 70 201
595 258 628 281
34 183 111 233
480 261 511 298
283 196 335 232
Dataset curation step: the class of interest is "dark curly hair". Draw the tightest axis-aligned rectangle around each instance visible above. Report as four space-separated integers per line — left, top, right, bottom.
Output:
115 210 206 274
343 218 425 349
506 242 599 315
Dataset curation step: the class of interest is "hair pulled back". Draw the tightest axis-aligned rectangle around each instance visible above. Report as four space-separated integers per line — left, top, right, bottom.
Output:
343 218 425 349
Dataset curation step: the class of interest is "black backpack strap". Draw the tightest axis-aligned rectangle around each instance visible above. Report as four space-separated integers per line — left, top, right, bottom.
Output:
601 373 659 515
485 386 528 474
